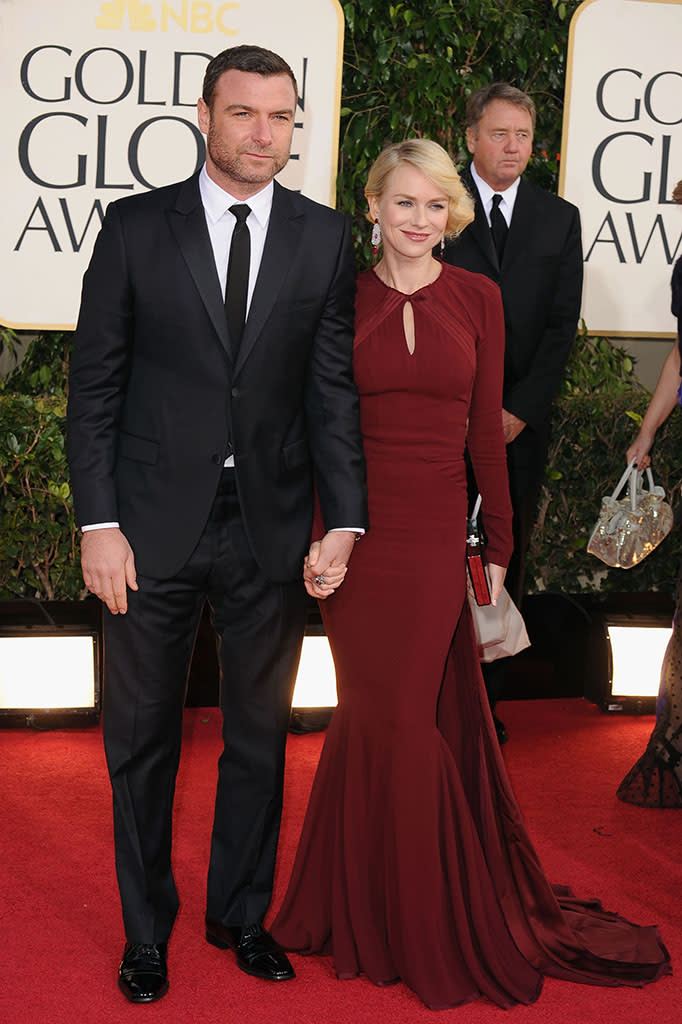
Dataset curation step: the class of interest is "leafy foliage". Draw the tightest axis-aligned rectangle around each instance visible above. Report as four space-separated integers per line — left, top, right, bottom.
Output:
3 331 72 397
0 391 85 600
0 326 21 368
339 0 580 261
0 331 85 599
562 321 639 398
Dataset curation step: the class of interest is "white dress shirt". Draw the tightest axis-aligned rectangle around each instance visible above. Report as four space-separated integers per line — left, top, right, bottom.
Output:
470 163 521 229
199 165 272 314
199 168 272 468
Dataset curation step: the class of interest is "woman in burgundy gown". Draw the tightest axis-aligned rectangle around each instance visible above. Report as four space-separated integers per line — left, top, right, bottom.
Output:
272 140 670 1009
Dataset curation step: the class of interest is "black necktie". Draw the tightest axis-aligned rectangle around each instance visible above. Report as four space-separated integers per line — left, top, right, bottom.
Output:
225 204 251 359
490 193 508 263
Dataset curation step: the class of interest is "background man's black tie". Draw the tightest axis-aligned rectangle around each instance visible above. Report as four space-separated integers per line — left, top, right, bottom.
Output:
225 204 251 360
490 193 508 263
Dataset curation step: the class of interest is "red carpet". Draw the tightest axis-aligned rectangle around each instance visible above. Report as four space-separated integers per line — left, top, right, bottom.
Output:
0 699 679 1022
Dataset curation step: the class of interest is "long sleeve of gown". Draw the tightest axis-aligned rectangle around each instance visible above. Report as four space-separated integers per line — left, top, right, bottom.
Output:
466 278 513 567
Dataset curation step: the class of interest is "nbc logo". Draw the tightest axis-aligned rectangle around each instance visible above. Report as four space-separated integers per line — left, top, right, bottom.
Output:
95 0 239 33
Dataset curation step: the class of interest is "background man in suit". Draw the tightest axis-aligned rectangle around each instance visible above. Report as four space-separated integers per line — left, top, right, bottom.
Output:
443 83 583 743
67 45 367 1003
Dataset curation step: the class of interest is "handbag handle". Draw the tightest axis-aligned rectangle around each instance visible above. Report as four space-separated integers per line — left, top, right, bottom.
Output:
467 493 483 544
611 460 655 511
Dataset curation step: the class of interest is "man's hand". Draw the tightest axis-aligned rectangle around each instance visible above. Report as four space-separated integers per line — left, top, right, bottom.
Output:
303 531 357 600
80 527 138 615
502 409 526 444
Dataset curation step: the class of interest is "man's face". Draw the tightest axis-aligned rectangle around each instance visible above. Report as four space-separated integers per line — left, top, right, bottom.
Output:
466 99 533 191
198 69 296 198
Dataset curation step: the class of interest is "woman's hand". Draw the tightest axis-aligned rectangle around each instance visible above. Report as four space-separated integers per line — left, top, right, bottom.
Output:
626 429 655 470
624 341 681 470
303 537 349 599
486 562 507 606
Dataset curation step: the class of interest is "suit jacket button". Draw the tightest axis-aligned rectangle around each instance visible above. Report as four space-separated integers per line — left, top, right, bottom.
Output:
231 387 240 398
211 453 222 465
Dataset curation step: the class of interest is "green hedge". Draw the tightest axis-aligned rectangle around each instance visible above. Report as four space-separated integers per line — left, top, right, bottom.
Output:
2 327 680 601
0 391 84 600
0 331 83 600
338 0 579 259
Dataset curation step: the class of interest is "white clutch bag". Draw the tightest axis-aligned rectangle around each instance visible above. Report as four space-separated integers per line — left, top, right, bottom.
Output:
469 586 531 663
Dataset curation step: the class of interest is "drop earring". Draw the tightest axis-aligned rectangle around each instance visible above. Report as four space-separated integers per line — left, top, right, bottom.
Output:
440 235 445 259
371 219 381 255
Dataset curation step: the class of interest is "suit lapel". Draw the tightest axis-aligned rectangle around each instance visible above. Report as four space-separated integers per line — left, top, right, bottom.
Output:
235 181 304 374
166 176 305 368
464 170 499 273
167 174 230 356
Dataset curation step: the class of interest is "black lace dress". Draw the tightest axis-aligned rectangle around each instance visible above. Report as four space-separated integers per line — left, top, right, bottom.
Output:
617 256 682 808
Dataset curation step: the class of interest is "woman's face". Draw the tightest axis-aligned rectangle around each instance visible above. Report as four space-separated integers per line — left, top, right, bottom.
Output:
369 163 449 260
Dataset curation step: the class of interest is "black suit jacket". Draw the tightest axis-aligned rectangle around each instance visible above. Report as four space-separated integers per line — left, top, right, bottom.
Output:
443 169 583 430
67 174 368 582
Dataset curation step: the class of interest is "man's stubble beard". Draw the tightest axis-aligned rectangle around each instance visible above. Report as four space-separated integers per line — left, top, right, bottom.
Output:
207 123 290 186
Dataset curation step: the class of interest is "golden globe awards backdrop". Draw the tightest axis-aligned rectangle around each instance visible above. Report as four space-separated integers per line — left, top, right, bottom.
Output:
560 0 682 337
0 0 344 330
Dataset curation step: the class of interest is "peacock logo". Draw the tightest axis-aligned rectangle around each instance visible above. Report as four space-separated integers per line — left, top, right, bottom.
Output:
95 0 239 34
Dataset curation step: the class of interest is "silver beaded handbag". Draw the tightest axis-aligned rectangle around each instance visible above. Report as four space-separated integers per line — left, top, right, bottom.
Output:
587 461 673 569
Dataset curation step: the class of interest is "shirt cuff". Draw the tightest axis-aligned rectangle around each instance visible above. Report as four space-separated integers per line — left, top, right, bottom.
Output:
329 527 364 537
81 522 119 532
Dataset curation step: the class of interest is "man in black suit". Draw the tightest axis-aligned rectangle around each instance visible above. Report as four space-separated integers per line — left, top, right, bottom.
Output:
443 83 582 742
67 45 367 1003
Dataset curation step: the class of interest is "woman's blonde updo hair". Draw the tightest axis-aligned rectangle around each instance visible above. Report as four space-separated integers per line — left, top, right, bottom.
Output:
364 138 474 239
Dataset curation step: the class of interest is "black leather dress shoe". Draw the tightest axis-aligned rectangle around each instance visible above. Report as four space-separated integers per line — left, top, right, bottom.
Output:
118 942 169 1003
493 713 509 745
206 920 295 981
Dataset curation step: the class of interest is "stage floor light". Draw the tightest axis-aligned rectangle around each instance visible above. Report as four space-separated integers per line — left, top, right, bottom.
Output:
289 628 337 734
0 626 100 725
604 616 671 714
606 623 669 712
292 633 337 709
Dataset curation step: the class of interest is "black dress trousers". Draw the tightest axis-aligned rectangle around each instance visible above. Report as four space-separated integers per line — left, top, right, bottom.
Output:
102 470 307 942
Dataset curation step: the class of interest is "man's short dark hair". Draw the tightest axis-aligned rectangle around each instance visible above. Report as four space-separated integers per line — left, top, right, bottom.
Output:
202 45 298 110
465 83 536 134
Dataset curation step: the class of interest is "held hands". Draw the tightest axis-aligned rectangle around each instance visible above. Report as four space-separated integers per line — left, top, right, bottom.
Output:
80 527 138 615
303 531 357 599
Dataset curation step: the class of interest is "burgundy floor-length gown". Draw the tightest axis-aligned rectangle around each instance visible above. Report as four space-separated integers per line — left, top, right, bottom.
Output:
272 264 670 1010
